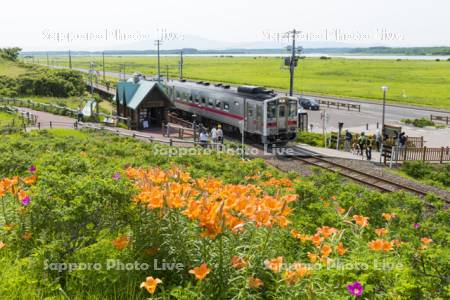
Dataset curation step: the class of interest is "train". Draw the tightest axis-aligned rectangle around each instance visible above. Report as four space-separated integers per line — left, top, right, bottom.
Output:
163 79 299 145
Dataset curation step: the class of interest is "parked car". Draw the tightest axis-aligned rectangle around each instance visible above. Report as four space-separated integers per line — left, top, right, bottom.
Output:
299 97 320 110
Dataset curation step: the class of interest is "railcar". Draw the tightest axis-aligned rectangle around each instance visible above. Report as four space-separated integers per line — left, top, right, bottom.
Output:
163 80 299 145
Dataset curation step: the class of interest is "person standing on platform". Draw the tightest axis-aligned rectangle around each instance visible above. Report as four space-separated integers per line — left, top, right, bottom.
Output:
366 136 373 160
344 130 353 152
211 126 218 143
358 132 367 158
216 125 223 144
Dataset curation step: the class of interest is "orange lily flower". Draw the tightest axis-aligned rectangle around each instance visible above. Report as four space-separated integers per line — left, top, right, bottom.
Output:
189 263 211 280
140 276 162 294
317 226 338 238
292 263 310 277
382 213 396 221
112 236 130 250
420 237 432 245
23 176 37 185
264 256 284 273
310 234 323 247
321 244 332 257
0 241 6 249
375 228 389 237
336 242 347 256
353 215 369 227
231 256 248 269
368 239 393 252
284 270 299 285
247 276 264 288
307 252 318 263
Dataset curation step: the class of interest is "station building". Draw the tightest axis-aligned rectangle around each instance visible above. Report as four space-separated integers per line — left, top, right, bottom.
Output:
115 74 172 130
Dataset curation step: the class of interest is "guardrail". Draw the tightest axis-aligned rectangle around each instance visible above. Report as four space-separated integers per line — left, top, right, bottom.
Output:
0 97 78 117
316 99 361 112
431 114 449 125
0 105 38 129
382 145 450 164
162 122 196 139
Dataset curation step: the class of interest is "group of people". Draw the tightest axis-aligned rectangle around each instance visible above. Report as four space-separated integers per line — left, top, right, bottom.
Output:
344 129 408 161
198 124 223 148
344 130 380 161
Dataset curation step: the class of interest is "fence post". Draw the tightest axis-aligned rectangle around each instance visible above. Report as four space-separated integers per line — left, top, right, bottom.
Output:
422 146 426 162
169 139 173 147
440 147 444 164
38 122 40 130
50 121 53 129
161 122 165 136
127 117 131 129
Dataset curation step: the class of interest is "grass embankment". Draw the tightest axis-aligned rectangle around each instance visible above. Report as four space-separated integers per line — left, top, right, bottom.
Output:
39 55 450 109
0 129 448 299
393 161 450 191
0 58 113 114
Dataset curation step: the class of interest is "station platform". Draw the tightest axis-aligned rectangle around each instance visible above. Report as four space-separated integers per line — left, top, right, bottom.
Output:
296 143 383 162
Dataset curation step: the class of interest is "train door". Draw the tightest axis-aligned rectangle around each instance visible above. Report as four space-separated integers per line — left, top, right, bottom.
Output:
256 105 263 133
277 102 287 129
246 102 256 133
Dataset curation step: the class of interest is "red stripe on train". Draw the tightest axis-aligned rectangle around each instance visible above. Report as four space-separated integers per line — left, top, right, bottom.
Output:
174 99 244 120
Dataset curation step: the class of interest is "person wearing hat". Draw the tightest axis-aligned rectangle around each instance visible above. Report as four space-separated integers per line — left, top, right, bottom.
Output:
216 124 223 144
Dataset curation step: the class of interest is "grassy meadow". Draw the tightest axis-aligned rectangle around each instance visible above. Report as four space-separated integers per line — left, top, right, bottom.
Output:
38 55 450 109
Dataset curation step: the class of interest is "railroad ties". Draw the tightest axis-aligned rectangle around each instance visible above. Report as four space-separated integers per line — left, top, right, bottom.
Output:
276 146 436 201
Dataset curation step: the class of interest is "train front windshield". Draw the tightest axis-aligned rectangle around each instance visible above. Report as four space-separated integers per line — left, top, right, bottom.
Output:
267 102 277 120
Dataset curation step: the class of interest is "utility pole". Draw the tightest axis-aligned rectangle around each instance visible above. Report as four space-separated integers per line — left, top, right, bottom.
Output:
46 53 49 66
102 51 106 82
289 29 296 96
381 86 388 136
69 50 72 69
179 50 184 79
89 62 95 95
155 40 162 82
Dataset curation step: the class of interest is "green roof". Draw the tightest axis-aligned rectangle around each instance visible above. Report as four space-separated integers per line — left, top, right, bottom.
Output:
116 80 168 110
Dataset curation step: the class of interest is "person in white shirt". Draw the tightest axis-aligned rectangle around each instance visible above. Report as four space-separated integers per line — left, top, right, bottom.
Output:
199 131 209 148
211 126 218 143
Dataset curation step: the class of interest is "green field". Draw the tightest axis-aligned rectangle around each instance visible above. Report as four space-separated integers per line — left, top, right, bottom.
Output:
38 55 450 109
0 59 28 78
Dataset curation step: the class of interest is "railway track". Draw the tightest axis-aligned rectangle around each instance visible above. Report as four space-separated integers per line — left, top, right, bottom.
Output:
289 155 429 197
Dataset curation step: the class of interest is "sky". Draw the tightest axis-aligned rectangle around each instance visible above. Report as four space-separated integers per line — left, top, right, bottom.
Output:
1 0 449 51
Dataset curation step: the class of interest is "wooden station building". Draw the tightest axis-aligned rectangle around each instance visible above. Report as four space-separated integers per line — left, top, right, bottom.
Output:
115 75 172 130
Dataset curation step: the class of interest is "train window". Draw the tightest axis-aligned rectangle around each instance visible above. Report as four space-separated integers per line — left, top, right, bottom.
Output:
248 109 253 117
223 103 230 111
216 100 221 108
208 98 214 106
289 102 297 117
195 97 199 103
267 102 276 119
201 98 206 104
279 105 285 118
189 95 193 102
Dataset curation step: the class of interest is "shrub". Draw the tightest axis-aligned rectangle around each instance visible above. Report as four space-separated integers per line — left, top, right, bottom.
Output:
296 131 325 147
412 118 435 128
